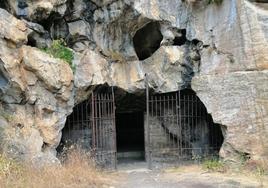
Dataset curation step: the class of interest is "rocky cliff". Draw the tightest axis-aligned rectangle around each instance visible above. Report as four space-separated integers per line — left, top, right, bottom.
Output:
0 0 267 166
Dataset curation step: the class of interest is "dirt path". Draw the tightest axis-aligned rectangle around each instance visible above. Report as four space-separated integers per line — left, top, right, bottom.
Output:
114 162 266 188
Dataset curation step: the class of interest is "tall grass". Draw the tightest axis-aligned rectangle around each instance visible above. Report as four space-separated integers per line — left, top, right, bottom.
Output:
0 148 115 188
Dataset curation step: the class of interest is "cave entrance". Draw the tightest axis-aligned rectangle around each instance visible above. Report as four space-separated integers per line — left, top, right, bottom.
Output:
59 87 223 169
146 88 224 168
116 112 145 163
115 91 146 164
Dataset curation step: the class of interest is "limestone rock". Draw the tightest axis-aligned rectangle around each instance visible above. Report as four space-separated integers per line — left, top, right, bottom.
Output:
74 46 192 102
192 71 268 162
75 50 109 89
190 0 268 164
0 9 74 164
142 46 186 92
24 20 51 48
68 20 91 38
0 8 28 45
6 0 67 21
21 46 73 91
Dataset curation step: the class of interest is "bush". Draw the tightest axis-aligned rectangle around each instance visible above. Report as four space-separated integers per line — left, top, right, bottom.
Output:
202 158 226 172
42 39 75 72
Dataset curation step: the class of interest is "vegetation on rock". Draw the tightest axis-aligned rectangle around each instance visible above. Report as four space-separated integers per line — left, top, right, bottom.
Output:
42 39 75 72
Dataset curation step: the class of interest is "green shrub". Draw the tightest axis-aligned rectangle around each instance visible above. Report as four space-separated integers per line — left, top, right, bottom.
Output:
202 158 225 172
42 39 75 72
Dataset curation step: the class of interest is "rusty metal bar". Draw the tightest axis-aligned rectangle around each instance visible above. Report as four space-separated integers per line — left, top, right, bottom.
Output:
92 91 96 154
145 74 152 169
112 86 117 169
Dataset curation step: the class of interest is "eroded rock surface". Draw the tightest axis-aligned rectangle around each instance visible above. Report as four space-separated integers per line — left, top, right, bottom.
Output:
192 0 268 163
0 8 74 164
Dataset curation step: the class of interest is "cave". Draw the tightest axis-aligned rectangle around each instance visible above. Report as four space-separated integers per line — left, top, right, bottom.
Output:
116 112 145 163
173 29 187 46
59 87 224 168
133 22 163 60
0 0 8 9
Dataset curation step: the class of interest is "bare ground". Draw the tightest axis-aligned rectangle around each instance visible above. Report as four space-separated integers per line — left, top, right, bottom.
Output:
113 162 268 188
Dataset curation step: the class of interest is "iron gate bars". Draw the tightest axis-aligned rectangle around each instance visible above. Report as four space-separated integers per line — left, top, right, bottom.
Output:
145 77 222 168
146 90 181 168
63 100 91 150
62 88 117 169
90 88 117 169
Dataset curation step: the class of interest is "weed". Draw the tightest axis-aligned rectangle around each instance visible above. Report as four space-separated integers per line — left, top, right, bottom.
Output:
42 39 75 72
202 157 226 172
0 148 115 188
0 154 23 177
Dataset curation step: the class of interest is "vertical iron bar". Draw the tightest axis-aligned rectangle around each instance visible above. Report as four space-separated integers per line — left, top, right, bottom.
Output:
179 90 182 157
175 91 180 160
91 92 96 157
188 95 190 151
112 86 117 169
171 94 174 149
183 93 186 155
145 74 152 169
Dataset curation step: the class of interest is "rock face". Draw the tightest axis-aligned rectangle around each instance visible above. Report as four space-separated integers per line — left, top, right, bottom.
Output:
0 0 267 166
191 0 268 163
0 8 73 164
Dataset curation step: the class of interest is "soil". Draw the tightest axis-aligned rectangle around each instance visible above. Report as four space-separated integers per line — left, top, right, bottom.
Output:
112 161 267 188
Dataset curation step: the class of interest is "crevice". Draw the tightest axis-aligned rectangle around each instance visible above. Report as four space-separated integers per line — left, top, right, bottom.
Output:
42 142 50 152
82 0 98 23
27 34 37 47
173 29 187 46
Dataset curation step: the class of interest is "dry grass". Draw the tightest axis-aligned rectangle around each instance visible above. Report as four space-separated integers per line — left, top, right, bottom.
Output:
164 161 268 187
0 148 117 188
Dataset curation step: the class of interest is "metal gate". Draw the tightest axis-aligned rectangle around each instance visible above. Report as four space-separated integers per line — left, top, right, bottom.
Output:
146 89 180 169
146 81 222 168
62 88 117 169
90 89 117 169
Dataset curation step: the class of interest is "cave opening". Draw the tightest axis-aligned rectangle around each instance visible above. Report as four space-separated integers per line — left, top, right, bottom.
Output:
116 112 145 163
0 0 8 10
58 87 224 168
115 91 146 163
173 29 187 46
133 22 163 60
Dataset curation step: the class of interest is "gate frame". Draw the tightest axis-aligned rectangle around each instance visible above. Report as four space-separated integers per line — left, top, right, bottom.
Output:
90 87 117 169
145 74 222 168
145 76 181 169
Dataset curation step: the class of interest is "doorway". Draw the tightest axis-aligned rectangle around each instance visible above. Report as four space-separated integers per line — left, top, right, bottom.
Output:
116 111 145 163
